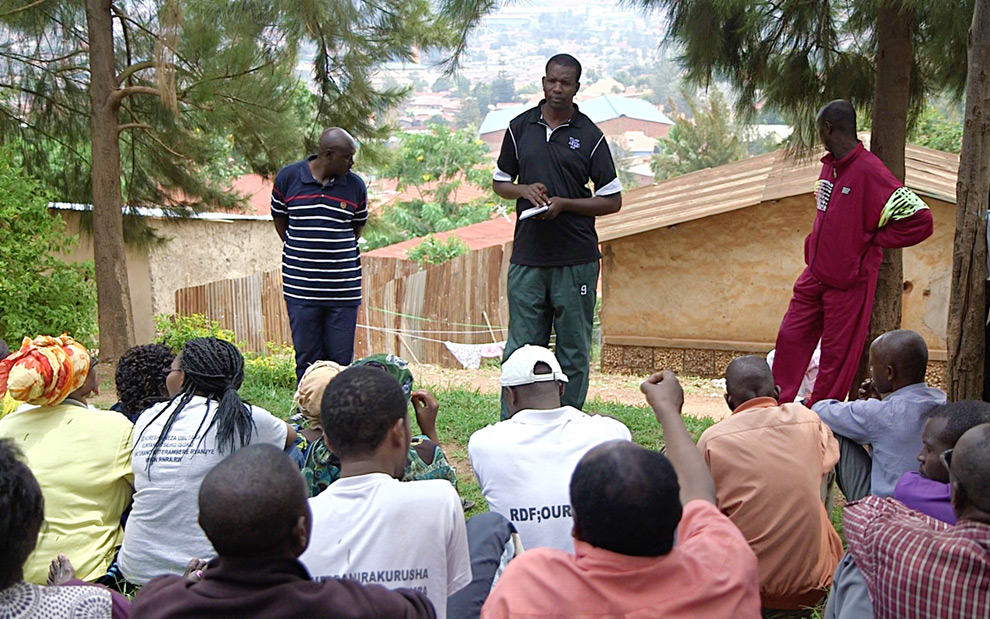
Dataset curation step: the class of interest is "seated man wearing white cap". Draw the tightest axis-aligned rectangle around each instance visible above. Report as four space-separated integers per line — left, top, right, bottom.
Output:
468 345 632 552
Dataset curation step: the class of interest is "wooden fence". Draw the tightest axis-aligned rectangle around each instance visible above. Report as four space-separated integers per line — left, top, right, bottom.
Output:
174 244 512 366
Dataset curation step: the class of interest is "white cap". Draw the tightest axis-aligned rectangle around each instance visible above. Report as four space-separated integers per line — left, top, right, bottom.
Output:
500 345 569 387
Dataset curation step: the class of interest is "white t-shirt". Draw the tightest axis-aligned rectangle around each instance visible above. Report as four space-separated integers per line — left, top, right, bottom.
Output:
118 395 288 584
468 405 632 552
299 473 472 617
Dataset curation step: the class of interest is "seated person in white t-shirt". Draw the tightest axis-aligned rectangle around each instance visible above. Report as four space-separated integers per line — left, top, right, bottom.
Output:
468 345 632 552
299 365 472 618
117 337 295 588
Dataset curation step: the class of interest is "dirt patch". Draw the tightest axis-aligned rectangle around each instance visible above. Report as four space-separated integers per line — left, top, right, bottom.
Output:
411 362 730 421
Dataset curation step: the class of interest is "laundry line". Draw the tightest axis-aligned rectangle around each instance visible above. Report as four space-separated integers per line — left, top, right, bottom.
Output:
367 306 509 330
358 322 557 369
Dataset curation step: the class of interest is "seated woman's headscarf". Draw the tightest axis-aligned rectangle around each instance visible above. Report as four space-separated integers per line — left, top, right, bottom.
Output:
352 354 414 400
292 360 343 431
0 334 91 407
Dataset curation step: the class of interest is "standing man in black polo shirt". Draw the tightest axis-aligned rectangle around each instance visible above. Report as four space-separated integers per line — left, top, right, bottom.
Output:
272 128 368 383
493 54 622 412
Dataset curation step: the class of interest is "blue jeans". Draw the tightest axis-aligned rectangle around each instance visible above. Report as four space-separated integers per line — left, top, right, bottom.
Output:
285 301 359 382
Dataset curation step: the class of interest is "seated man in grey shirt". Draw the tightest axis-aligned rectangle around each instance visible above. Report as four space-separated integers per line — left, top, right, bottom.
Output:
812 329 945 500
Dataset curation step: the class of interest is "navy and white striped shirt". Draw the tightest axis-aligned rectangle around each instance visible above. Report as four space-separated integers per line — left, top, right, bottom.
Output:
271 157 368 306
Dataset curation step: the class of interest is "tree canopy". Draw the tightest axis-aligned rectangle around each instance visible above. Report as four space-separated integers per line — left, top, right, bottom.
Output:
634 0 972 140
363 125 505 249
0 0 495 357
0 0 495 209
651 90 749 180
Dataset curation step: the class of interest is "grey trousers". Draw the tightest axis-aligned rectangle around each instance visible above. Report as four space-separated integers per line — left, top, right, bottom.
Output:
834 433 872 502
824 552 874 619
447 512 518 619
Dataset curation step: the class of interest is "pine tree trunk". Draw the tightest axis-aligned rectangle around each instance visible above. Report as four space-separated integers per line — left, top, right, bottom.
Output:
85 0 135 361
849 1 913 399
947 0 990 401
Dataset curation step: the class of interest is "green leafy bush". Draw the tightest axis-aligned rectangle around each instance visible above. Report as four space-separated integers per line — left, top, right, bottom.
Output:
407 234 470 265
909 106 963 154
240 343 297 416
0 151 97 349
243 343 297 390
155 315 296 413
154 313 237 352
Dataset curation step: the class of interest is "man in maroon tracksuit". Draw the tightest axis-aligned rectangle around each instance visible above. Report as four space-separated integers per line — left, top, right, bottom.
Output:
773 100 934 405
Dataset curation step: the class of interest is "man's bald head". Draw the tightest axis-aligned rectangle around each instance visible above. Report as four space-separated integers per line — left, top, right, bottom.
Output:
869 329 928 394
570 440 681 557
724 355 778 411
198 444 311 558
314 128 357 179
949 423 990 519
319 127 356 152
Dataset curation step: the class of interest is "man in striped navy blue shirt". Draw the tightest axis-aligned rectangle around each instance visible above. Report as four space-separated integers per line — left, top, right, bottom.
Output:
272 128 368 382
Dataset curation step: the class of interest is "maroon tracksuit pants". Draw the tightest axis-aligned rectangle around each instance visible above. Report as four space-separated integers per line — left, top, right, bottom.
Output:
773 267 878 404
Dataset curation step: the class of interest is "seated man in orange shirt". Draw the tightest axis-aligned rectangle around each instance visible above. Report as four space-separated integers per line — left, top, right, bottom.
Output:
697 355 843 615
482 370 761 619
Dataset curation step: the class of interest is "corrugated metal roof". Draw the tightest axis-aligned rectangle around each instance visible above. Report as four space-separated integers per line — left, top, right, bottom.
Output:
478 94 674 136
48 202 272 222
597 139 959 243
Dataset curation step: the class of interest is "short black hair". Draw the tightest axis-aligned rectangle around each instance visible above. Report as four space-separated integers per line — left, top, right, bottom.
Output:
571 441 682 556
115 343 176 421
321 365 408 459
817 100 857 135
199 444 308 558
0 439 45 589
932 401 990 445
874 329 929 384
546 53 582 82
725 355 776 405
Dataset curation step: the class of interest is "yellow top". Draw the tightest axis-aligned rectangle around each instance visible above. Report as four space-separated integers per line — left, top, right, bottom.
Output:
0 392 22 419
0 402 134 583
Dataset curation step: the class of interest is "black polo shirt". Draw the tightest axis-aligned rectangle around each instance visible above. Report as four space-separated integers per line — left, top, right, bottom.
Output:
271 156 368 306
494 102 621 267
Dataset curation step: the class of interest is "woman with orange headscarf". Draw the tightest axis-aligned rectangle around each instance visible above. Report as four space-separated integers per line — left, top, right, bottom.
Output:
0 334 134 585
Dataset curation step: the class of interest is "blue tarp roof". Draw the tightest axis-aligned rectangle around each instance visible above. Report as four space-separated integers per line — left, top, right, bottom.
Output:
479 94 673 136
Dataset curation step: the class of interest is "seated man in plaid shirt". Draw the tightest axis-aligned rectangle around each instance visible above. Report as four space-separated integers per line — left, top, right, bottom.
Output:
839 423 990 619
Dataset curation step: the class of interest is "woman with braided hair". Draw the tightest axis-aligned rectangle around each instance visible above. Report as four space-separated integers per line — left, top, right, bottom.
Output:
115 337 295 588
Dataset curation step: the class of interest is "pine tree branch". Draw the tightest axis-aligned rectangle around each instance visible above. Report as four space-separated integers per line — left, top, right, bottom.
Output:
111 86 161 104
0 108 88 162
134 127 190 160
111 5 195 70
180 60 275 92
0 82 87 116
0 51 88 81
116 60 157 85
0 0 48 19
117 122 152 134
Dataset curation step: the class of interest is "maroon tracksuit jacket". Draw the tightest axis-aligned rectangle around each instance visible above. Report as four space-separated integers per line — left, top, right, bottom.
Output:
774 143 934 403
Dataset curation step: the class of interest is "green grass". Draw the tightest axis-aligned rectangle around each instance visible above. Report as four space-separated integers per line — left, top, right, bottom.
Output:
234 370 718 518
240 381 295 419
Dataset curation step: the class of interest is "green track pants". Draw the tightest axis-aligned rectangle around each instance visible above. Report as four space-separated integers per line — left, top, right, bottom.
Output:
501 261 599 418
